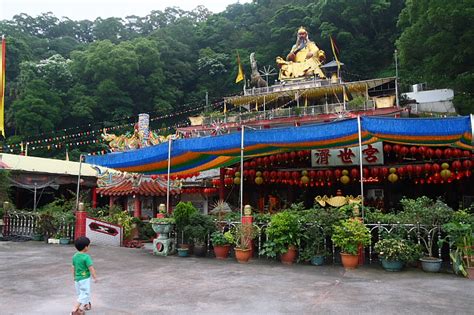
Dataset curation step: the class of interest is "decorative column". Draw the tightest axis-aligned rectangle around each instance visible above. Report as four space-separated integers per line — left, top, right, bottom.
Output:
109 196 115 209
133 197 142 218
74 202 87 240
92 187 97 209
242 205 254 257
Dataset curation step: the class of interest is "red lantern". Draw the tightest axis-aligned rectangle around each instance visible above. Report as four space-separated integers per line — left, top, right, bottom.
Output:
309 170 317 179
250 160 257 168
406 165 414 175
350 168 359 178
291 171 299 180
256 157 263 166
249 169 256 178
363 168 369 178
465 170 472 177
410 146 418 156
263 156 270 165
243 162 250 169
463 150 471 158
433 172 441 180
334 169 342 178
415 165 423 176
284 171 291 179
371 167 379 177
283 152 290 161
381 167 389 178
269 155 276 164
453 149 462 158
383 144 392 153
399 146 409 156
397 167 405 176
324 170 333 179
435 148 443 158
463 160 472 170
426 148 434 158
418 146 427 156
316 170 324 179
151 174 158 180
243 170 248 177
393 144 401 153
270 171 277 179
444 148 452 159
290 151 296 160
263 171 270 179
432 163 440 173
452 160 462 170
424 163 432 173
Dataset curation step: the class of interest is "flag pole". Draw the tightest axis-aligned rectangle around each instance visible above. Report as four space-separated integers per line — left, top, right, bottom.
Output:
357 115 365 219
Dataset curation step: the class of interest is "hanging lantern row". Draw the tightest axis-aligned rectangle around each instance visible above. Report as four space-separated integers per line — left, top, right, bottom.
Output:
240 150 312 169
383 144 472 160
212 160 472 187
181 187 218 195
150 172 200 180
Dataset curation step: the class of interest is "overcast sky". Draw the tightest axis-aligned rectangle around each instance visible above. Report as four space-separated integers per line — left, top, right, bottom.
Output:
1 0 251 21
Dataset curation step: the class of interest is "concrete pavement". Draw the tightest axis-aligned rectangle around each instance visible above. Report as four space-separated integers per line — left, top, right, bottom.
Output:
0 241 473 314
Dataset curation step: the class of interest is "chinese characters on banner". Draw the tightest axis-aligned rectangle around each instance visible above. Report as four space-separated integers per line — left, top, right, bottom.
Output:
311 142 384 167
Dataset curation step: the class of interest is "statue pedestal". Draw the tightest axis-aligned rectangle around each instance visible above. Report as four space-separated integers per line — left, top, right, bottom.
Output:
153 236 176 256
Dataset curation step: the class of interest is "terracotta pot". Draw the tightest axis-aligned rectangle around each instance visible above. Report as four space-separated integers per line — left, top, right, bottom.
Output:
280 245 297 265
340 253 359 269
214 245 230 259
235 248 252 263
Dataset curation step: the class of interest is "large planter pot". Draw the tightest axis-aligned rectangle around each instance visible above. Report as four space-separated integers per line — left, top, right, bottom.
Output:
420 257 443 272
311 255 325 266
32 234 44 241
214 245 230 259
467 267 474 280
59 238 70 245
280 245 297 265
235 248 252 263
193 244 207 257
381 259 403 272
151 223 173 234
177 248 189 257
340 253 359 269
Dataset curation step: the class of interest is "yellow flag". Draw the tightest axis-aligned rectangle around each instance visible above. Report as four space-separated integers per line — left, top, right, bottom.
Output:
0 36 5 137
223 101 227 114
235 51 244 83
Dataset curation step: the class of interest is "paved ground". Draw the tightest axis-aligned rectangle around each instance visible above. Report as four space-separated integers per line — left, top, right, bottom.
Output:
0 241 473 315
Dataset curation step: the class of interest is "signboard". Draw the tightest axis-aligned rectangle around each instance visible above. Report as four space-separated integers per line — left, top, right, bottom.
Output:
86 217 123 247
311 142 384 167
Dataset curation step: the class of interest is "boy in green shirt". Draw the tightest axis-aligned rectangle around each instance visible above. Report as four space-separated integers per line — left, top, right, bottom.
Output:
72 236 97 315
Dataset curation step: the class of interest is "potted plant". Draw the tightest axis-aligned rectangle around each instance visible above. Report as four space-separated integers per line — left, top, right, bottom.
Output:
400 197 453 272
211 230 231 259
226 223 259 263
260 210 301 265
299 224 328 266
183 213 216 257
57 230 70 245
441 209 474 277
331 218 371 269
150 217 175 234
374 238 421 271
172 202 198 250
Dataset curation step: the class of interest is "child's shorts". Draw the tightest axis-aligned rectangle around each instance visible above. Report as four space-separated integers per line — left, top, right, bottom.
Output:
74 278 91 305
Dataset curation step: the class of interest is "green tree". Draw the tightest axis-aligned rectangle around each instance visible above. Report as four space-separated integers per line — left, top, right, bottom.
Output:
397 0 474 114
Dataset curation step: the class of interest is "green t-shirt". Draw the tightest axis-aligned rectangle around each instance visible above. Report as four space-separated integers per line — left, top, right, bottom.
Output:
72 252 93 281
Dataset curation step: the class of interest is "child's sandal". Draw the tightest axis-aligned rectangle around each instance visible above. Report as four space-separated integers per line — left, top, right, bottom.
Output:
84 302 91 311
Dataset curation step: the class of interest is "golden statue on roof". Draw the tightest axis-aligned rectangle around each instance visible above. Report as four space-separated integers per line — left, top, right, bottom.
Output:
276 27 326 80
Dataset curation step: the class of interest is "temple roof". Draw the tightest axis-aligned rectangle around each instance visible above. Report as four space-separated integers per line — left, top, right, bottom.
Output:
97 177 180 196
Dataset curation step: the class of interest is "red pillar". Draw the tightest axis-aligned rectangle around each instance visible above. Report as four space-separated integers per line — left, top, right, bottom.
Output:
92 187 97 208
133 198 141 218
109 196 115 209
219 168 225 201
74 206 87 240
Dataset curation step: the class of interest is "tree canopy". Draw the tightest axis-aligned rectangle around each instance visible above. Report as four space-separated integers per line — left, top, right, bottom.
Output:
1 0 473 157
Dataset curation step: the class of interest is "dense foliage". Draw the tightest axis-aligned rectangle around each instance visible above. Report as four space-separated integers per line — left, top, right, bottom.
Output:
1 1 472 157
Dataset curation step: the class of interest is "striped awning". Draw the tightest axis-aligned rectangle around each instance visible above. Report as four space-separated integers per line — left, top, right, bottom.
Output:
86 116 473 175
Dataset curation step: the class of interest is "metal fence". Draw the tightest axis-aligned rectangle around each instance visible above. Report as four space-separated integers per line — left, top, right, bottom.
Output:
2 211 75 241
213 221 449 264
